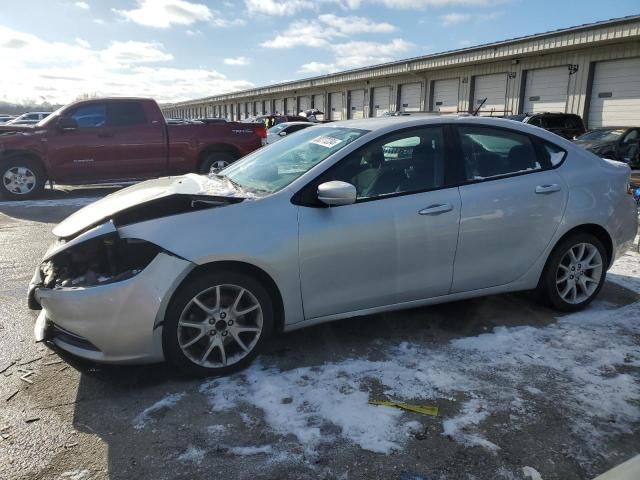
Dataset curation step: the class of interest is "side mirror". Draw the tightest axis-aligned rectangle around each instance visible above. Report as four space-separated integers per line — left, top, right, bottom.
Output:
278 131 287 137
57 117 78 131
317 181 356 206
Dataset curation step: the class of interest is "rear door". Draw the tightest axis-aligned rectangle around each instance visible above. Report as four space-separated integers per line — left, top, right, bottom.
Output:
451 124 568 293
103 101 167 179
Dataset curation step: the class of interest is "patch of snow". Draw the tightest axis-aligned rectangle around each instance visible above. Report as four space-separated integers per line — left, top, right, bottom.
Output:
59 470 91 480
0 197 99 208
207 424 227 435
442 398 500 451
198 250 640 456
177 445 205 464
522 466 543 480
198 174 256 198
133 392 185 430
227 445 273 456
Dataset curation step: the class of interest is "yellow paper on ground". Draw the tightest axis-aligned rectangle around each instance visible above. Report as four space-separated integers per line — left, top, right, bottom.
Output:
369 400 439 416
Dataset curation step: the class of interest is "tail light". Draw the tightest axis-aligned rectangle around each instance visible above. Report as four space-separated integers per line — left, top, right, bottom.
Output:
255 126 267 146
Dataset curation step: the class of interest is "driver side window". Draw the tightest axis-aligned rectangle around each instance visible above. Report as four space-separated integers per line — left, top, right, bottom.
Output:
68 103 107 129
326 126 446 200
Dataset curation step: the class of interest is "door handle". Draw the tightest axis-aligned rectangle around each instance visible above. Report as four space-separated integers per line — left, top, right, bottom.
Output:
535 184 561 194
419 203 453 215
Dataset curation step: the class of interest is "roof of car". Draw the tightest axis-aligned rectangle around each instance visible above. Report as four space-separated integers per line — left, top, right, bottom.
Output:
277 121 315 127
318 115 523 131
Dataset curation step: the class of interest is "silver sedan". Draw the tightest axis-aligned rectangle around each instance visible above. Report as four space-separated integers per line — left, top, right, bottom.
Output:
28 116 638 376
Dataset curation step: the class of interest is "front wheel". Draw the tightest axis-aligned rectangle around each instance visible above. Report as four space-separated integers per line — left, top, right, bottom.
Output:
163 271 273 377
537 233 607 312
1 157 46 200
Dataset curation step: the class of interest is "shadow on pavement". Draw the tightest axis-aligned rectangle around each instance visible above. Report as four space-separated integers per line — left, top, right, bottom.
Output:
63 281 639 479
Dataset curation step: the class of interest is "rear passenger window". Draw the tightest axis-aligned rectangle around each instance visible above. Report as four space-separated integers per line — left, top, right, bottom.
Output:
459 126 546 180
327 127 445 199
109 102 146 127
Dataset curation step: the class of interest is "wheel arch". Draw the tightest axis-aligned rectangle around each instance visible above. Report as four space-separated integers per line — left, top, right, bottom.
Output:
170 260 286 334
0 150 48 178
548 223 614 270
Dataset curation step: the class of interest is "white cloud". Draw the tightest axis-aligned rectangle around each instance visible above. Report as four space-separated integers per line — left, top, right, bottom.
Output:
74 1 89 9
75 38 91 48
223 56 251 66
382 0 503 7
440 12 470 25
245 0 315 16
0 25 253 105
440 11 503 26
299 38 414 74
93 18 105 24
261 15 397 49
185 29 202 36
113 0 212 28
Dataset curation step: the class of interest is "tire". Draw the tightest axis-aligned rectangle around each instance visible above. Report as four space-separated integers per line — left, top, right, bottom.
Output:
0 156 46 200
537 233 608 312
199 152 236 175
163 270 273 377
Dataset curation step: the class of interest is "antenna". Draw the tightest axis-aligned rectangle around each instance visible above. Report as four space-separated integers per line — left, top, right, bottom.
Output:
473 98 487 116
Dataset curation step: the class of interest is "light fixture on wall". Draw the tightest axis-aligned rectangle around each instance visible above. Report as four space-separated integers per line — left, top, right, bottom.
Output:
461 77 469 84
568 64 579 75
507 72 517 79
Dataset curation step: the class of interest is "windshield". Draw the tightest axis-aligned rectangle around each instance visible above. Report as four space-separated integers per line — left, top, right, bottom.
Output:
221 126 368 194
576 128 625 142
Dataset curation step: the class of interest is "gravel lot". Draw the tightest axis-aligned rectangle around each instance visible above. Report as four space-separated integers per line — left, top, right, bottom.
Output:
0 187 639 480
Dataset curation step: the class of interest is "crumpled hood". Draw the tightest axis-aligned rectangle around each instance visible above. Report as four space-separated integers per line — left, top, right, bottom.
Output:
53 173 251 239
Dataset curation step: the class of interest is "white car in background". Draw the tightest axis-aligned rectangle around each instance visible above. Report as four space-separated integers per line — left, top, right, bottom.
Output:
6 112 51 125
266 121 314 144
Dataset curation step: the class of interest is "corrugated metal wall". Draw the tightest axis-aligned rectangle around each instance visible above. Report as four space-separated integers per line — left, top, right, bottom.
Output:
162 19 640 123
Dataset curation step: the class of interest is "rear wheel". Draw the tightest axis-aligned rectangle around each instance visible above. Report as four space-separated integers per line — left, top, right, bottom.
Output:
537 233 607 311
0 157 46 200
199 152 236 175
163 271 273 377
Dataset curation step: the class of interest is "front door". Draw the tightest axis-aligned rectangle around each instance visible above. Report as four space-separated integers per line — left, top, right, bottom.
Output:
451 124 568 293
47 102 111 182
298 125 461 319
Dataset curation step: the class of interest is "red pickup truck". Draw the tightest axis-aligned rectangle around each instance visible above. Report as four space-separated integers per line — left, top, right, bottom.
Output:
0 98 266 199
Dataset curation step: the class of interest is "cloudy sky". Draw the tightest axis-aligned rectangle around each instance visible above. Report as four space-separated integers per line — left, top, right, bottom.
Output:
0 0 638 105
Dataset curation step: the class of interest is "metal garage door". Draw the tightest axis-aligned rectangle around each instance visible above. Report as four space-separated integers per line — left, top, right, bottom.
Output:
330 92 344 121
432 78 459 112
285 97 296 115
588 58 640 128
523 66 569 113
274 99 284 115
400 83 421 112
313 94 325 120
372 87 391 117
473 73 508 115
349 89 365 119
299 96 311 113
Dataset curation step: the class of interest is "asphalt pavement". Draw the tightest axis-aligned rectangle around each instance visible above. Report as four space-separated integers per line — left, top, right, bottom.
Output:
0 187 639 480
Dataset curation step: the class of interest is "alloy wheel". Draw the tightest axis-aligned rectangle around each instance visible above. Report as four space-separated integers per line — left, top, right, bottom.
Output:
177 284 263 368
2 166 37 195
555 242 603 304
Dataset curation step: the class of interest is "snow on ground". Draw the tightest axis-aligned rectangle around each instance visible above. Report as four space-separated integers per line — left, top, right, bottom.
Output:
133 392 185 430
227 445 273 456
0 197 99 208
176 445 206 464
197 249 640 459
522 466 543 480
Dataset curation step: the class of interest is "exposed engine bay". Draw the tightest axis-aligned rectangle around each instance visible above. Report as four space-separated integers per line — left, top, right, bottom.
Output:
39 234 162 289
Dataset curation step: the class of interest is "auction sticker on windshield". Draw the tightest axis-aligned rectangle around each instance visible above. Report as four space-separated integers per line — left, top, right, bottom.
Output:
310 136 343 148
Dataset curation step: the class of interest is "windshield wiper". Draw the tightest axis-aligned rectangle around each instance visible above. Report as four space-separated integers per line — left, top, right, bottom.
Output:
214 173 243 191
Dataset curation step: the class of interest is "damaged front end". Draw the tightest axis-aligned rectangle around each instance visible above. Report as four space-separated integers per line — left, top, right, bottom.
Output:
28 220 195 364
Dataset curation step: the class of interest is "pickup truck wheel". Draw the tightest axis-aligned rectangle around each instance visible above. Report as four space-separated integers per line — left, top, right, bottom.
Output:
1 157 46 200
199 152 235 175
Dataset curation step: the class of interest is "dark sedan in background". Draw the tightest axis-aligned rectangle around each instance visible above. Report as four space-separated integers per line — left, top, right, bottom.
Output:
573 127 640 167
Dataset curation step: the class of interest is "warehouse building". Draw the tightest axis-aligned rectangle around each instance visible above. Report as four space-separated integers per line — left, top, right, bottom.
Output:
162 15 640 128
